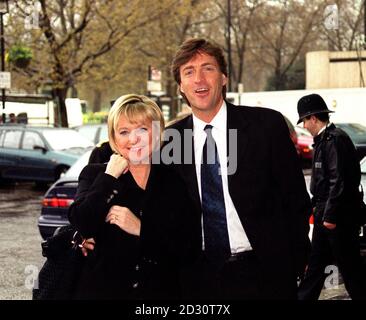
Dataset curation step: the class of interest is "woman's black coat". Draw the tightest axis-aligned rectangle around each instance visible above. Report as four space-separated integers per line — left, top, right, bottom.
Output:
68 163 199 299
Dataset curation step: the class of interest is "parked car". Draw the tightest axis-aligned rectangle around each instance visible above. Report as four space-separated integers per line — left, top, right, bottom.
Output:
295 126 314 161
283 116 298 149
335 123 366 162
75 123 108 145
294 123 366 163
0 125 93 185
38 150 92 239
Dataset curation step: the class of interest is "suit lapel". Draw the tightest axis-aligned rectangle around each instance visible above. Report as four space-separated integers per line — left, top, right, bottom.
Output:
226 102 250 186
180 116 202 215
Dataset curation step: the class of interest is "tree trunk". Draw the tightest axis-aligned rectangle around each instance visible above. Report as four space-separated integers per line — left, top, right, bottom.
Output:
166 78 178 120
54 87 69 127
71 85 78 98
93 89 102 113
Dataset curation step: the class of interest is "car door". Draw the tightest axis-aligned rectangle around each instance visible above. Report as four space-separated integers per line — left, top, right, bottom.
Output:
0 129 23 179
18 130 55 181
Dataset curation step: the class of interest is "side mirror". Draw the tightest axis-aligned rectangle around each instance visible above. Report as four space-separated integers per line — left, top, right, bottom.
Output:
33 145 48 154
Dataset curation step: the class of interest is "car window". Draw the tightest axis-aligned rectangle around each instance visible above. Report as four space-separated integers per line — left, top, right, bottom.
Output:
22 131 45 150
76 126 99 143
64 150 92 178
336 123 366 144
41 129 93 151
2 130 22 149
99 125 108 143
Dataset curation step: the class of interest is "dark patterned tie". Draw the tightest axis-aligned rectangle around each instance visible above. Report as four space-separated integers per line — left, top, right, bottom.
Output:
201 125 231 262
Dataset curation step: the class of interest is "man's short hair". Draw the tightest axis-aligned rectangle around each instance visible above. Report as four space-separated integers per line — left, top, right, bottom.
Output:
305 112 330 123
171 38 228 102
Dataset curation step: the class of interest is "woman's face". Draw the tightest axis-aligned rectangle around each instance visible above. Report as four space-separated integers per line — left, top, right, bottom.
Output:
114 115 155 164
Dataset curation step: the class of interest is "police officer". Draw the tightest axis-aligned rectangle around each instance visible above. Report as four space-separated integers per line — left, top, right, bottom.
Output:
297 93 366 300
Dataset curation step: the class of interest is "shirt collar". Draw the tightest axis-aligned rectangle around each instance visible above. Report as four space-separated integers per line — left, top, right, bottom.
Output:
192 101 227 133
317 122 332 136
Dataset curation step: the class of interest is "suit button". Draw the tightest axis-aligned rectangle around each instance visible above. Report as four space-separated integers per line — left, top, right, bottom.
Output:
132 282 139 289
113 189 118 194
106 194 114 203
135 264 139 271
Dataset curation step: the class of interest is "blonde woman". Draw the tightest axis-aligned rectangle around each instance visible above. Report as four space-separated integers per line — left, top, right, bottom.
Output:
69 94 199 299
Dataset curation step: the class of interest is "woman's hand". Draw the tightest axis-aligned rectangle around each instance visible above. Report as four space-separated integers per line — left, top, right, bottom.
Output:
105 205 141 236
105 154 129 179
80 238 95 257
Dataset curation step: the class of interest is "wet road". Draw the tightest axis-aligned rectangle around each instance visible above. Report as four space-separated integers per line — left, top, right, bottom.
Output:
0 182 45 299
0 181 350 300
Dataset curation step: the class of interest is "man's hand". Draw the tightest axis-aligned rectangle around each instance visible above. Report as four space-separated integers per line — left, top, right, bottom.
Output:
323 221 336 229
105 205 141 236
105 154 129 178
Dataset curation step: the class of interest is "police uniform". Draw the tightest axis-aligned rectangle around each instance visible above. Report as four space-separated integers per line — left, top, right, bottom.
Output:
297 94 366 300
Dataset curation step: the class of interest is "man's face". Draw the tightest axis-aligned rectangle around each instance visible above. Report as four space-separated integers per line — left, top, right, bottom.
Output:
179 52 227 119
303 116 318 137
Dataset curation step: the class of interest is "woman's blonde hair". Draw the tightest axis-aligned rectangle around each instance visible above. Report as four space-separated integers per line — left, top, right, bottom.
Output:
108 94 165 154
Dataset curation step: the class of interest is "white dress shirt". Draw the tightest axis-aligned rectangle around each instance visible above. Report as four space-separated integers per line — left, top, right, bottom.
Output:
192 102 252 253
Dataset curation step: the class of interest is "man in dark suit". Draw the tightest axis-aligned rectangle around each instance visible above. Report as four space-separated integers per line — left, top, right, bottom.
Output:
163 38 311 299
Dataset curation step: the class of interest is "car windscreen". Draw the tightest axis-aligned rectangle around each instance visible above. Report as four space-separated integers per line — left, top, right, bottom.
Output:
361 157 366 174
42 129 94 151
65 150 92 178
76 126 99 143
336 123 366 144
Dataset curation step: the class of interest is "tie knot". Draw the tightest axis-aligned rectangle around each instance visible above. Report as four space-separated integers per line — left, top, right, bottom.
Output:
204 124 213 135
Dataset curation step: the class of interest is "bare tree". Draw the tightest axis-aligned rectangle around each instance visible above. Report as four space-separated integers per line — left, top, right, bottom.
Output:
321 0 365 51
8 0 176 127
251 0 325 90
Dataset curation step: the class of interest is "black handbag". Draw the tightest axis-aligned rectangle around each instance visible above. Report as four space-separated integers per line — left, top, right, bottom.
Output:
32 225 85 300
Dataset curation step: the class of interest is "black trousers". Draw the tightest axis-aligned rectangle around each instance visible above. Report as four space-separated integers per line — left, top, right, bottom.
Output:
298 222 366 300
181 251 265 300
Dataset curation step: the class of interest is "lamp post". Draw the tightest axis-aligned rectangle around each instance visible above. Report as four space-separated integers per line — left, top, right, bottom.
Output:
227 0 232 92
0 0 9 124
364 0 366 49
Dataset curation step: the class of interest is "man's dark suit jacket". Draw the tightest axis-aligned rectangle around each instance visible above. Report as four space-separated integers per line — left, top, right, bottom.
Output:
164 102 312 299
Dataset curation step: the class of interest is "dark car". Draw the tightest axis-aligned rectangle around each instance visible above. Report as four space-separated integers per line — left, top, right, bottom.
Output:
336 123 366 162
75 124 108 145
0 125 93 185
38 150 91 239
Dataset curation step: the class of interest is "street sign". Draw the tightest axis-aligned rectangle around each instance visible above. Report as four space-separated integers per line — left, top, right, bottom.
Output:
147 80 162 92
0 72 11 89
